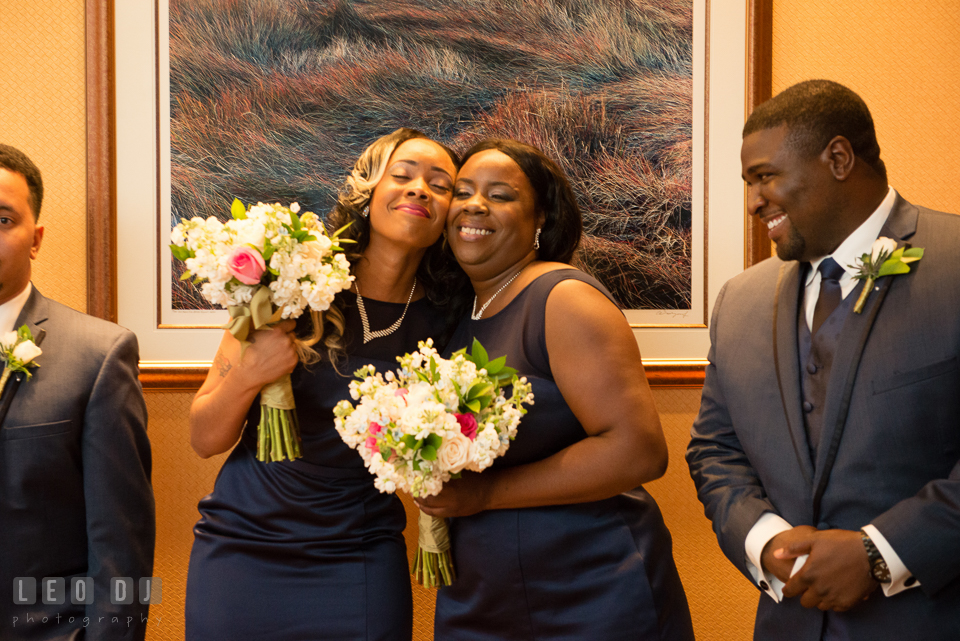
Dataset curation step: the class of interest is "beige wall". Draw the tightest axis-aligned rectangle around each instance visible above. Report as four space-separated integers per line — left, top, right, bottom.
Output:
0 0 87 311
773 0 960 213
3 1 959 640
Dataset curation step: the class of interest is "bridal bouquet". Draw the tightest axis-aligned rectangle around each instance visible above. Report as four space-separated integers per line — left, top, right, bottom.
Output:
333 338 534 587
171 199 354 462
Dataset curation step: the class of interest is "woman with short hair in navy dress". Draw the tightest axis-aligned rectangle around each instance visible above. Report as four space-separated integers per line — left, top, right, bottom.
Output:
419 139 695 640
185 128 470 640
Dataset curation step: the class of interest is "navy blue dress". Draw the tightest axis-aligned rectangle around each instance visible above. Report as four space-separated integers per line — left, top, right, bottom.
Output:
186 293 446 640
434 270 694 641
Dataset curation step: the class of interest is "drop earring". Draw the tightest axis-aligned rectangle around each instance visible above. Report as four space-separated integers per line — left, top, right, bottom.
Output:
361 204 370 217
534 227 541 250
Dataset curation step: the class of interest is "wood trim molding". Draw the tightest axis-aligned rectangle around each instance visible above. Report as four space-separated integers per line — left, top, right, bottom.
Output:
86 0 117 322
745 0 774 268
138 361 708 391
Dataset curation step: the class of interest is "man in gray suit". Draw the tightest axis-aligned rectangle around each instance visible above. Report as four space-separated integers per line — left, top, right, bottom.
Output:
0 144 155 640
687 80 960 639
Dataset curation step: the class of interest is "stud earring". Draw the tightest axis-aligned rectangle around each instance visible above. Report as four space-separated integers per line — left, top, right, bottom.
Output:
361 205 370 218
534 227 541 250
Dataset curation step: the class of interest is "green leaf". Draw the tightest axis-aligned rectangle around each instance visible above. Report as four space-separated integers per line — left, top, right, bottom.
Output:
425 433 443 450
179 271 193 281
332 221 353 238
170 244 194 261
231 198 247 220
262 238 275 262
379 444 391 459
451 347 467 357
471 339 489 366
411 459 422 472
903 247 924 259
289 211 302 231
467 381 494 400
420 445 438 461
401 435 419 451
888 246 905 261
465 399 481 413
16 325 33 342
430 356 439 381
484 355 506 375
877 261 911 278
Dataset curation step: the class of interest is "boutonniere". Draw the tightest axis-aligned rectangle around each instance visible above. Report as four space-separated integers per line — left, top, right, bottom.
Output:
850 237 924 313
0 325 43 395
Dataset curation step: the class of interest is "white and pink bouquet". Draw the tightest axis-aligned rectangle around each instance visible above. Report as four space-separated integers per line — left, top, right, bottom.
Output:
334 338 534 587
171 198 354 462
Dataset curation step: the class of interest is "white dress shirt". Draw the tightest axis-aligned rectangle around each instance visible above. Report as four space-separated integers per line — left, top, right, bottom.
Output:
0 282 32 334
744 187 919 601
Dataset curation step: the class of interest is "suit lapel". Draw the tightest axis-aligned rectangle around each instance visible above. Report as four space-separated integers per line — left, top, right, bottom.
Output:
773 262 815 487
810 197 919 517
0 287 50 429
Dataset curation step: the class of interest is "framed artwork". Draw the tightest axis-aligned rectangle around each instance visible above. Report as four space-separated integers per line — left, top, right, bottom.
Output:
92 0 774 388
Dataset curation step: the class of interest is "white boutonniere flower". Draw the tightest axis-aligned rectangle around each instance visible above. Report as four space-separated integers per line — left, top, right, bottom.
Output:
0 325 42 395
849 237 924 313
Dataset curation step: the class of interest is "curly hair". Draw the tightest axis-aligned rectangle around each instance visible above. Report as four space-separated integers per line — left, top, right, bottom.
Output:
459 139 583 263
312 128 471 366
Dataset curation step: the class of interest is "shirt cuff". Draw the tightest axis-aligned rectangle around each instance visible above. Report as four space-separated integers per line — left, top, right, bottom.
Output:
745 512 793 602
862 524 920 596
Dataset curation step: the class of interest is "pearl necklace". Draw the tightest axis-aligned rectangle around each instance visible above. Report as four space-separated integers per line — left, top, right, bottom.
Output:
355 277 417 344
471 270 524 320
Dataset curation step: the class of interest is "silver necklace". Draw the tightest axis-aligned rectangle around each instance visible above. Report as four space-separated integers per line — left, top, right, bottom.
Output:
471 270 523 320
355 277 417 344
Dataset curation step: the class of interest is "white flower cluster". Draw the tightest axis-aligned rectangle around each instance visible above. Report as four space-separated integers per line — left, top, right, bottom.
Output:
170 202 353 317
333 340 533 498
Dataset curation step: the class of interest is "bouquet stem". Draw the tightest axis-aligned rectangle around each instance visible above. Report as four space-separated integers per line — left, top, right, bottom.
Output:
413 511 455 588
256 373 301 462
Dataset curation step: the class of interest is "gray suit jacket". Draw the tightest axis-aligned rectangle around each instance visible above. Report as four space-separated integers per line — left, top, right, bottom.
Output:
0 287 154 641
687 196 960 640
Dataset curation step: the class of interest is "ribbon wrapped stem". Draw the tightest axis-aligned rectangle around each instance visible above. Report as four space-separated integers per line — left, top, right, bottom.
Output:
412 510 455 588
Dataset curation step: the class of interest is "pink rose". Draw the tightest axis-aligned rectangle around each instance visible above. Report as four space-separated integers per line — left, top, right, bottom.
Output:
227 245 266 285
455 413 478 441
365 436 378 451
368 422 384 435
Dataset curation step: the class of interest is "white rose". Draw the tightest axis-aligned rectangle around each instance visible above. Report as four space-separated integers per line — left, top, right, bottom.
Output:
436 431 472 474
298 239 329 263
871 237 898 264
12 340 42 364
1 331 18 348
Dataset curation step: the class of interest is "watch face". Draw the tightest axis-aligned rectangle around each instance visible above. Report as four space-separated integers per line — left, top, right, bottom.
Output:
872 560 892 583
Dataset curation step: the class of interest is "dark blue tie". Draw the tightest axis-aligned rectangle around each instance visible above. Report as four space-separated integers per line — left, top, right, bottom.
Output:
812 257 845 335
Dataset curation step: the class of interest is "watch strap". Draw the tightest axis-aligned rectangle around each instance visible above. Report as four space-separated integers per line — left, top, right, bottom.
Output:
860 528 891 583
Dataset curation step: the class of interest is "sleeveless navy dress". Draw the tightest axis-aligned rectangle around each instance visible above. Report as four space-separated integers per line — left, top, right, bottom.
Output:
434 270 694 641
186 293 445 640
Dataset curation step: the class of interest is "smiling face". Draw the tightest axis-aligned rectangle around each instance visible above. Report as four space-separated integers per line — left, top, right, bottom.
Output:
741 125 843 262
446 149 543 279
366 138 457 252
0 168 44 306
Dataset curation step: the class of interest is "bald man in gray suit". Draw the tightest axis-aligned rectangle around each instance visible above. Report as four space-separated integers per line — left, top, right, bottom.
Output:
0 144 154 640
687 81 960 640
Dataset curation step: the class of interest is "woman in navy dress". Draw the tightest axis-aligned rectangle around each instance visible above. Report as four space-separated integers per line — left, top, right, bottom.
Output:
185 129 469 640
419 139 695 640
